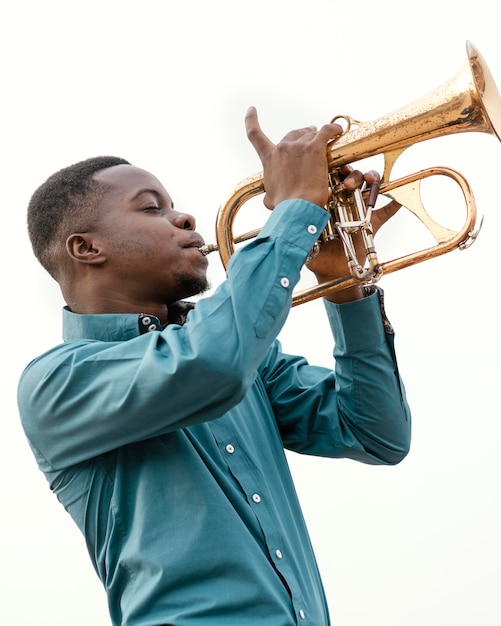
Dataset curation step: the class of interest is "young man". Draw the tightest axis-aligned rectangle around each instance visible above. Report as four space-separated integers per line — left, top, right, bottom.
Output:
18 107 411 625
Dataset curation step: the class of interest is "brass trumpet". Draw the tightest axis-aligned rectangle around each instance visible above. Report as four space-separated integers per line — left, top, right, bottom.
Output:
201 41 501 306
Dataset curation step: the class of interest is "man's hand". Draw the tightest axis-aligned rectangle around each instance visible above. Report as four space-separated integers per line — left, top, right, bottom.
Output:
307 168 401 303
245 107 401 304
245 106 343 209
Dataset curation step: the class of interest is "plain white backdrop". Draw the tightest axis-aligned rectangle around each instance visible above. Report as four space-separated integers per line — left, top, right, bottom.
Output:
2 1 500 624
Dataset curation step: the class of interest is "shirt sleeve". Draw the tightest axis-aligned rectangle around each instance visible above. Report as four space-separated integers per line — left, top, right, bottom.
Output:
18 200 332 470
258 289 411 465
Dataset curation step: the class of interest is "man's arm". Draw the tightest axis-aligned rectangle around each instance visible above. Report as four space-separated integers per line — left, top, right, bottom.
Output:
18 200 331 470
260 289 411 465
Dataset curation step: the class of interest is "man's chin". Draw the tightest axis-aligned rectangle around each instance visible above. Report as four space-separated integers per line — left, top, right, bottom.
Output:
178 276 211 299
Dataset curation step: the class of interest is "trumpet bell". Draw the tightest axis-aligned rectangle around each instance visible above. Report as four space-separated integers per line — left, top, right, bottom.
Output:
326 41 501 180
209 41 501 305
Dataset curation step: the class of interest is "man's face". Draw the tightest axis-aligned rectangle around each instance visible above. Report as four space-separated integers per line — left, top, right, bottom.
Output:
92 164 210 305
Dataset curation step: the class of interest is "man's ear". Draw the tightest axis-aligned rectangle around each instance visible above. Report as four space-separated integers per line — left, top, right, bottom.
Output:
66 233 108 265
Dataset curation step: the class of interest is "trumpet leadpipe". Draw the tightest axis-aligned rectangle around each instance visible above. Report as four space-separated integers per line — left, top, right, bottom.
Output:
199 227 262 256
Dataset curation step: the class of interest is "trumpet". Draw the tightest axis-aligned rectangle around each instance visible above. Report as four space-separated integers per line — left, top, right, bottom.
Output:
201 41 501 306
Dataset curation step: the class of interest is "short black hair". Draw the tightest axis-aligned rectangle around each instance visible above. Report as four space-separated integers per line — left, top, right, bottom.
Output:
27 156 130 278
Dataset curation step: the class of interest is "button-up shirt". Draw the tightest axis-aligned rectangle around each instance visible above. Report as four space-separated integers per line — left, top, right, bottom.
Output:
18 199 411 626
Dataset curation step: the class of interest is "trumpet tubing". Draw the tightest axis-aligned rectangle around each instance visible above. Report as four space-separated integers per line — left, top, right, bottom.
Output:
205 42 501 305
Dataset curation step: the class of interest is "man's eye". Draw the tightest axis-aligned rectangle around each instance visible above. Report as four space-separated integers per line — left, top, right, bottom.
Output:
143 206 160 213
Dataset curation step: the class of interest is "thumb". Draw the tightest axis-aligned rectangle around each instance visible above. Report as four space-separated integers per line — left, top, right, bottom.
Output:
245 107 275 161
372 199 401 234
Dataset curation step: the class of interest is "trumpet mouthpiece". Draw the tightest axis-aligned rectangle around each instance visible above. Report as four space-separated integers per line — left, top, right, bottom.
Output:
199 243 218 256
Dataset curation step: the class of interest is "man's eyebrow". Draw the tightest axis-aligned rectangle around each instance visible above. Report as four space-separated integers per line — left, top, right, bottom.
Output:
129 188 174 208
130 188 162 201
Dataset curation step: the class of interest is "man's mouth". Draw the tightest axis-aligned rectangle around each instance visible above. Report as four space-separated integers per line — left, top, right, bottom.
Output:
198 243 218 256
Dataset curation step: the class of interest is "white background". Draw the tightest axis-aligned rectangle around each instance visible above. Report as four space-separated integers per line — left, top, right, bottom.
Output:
2 1 500 624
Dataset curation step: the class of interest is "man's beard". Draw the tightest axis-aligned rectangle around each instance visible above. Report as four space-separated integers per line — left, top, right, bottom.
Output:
175 274 211 299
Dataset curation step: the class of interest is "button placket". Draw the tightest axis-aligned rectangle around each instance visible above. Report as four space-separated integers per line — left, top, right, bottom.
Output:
138 314 160 333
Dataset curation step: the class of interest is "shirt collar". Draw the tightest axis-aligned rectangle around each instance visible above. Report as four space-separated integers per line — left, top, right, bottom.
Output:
62 300 196 342
62 307 162 342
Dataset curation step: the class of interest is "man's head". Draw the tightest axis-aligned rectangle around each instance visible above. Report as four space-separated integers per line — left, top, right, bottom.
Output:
28 156 131 280
27 157 210 319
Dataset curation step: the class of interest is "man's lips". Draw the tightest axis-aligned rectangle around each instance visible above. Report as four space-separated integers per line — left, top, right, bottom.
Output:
184 237 205 250
183 237 211 257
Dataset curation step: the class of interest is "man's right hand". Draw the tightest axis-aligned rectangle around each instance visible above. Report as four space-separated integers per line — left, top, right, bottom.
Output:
244 106 343 210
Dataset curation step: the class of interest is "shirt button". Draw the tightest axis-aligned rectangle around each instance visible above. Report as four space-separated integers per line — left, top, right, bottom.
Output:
299 609 306 619
141 316 151 325
252 493 261 503
280 277 290 288
307 224 318 235
148 324 157 332
225 444 235 454
275 549 283 559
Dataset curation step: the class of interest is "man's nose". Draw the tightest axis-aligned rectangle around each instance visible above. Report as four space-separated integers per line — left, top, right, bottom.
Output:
172 211 196 230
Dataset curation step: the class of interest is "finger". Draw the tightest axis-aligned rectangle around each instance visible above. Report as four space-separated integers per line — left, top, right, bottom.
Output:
339 167 381 189
316 122 344 143
372 199 401 231
338 164 353 177
281 125 317 142
245 106 275 158
343 169 364 190
363 170 381 185
282 121 342 144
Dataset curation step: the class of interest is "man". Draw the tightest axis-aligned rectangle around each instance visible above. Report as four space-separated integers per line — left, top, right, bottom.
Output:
18 107 411 625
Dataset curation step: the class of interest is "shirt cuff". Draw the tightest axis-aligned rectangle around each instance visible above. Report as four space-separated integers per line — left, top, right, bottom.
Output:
324 286 393 353
256 199 330 257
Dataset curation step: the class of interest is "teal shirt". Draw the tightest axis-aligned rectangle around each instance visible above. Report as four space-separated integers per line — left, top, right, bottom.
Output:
18 199 411 626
